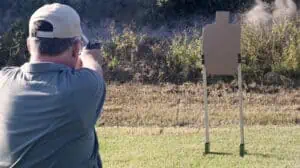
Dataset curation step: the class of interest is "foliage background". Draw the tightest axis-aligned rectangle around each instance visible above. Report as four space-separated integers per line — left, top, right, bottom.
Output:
0 0 299 85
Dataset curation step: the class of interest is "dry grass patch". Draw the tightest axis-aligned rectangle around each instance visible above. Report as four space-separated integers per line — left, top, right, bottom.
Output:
99 83 300 127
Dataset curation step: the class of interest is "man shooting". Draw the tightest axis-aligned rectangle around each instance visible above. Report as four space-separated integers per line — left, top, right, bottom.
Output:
0 3 106 168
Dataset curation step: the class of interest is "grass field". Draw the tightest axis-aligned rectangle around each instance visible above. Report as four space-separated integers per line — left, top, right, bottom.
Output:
97 126 300 168
97 84 300 167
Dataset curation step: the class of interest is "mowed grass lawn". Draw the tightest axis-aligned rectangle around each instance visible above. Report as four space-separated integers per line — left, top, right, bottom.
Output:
97 126 300 168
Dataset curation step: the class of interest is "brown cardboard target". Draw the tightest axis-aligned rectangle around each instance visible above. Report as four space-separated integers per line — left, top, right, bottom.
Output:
203 11 241 75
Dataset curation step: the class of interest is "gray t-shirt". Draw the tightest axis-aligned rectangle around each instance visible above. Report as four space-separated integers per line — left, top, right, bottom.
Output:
0 62 106 168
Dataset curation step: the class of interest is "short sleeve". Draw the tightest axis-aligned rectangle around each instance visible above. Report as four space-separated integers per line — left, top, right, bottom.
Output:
70 68 106 129
0 67 19 77
75 68 105 97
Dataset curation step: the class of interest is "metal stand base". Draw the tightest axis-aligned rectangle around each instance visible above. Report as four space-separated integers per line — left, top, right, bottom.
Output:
202 54 246 157
240 144 245 157
204 143 210 154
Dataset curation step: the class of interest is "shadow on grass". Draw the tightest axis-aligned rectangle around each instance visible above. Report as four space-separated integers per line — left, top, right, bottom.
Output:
204 152 233 156
246 152 275 158
204 152 281 159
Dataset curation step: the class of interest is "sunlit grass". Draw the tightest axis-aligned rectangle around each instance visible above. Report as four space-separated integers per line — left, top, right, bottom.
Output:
97 126 300 168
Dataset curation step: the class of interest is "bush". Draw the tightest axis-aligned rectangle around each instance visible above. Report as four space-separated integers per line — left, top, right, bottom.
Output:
1 0 300 85
100 25 203 83
166 30 202 82
101 24 141 68
0 20 28 68
241 16 300 80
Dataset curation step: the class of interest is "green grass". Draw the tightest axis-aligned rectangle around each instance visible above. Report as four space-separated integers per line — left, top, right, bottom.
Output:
97 126 300 168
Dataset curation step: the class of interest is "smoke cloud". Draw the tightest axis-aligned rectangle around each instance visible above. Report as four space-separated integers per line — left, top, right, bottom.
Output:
245 0 298 26
245 0 273 25
273 0 297 20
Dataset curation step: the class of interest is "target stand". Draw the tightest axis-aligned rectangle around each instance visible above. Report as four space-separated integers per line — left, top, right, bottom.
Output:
202 11 245 157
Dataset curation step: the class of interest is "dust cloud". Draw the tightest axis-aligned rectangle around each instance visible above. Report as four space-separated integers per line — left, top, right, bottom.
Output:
273 0 297 20
245 0 298 26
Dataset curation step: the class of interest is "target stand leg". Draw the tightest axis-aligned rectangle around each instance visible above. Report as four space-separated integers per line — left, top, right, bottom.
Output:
240 144 245 157
205 143 210 154
238 54 246 157
202 55 210 155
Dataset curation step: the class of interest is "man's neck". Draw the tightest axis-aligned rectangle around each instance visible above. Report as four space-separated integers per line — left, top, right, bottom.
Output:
30 55 74 68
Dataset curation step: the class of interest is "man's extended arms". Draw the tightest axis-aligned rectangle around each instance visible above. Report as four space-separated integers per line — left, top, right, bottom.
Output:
76 48 103 77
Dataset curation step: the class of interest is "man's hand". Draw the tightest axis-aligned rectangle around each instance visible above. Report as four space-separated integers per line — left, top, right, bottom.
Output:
75 57 83 69
79 48 103 77
81 49 101 61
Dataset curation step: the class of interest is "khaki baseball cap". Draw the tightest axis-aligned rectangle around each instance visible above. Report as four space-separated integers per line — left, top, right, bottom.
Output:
29 3 84 39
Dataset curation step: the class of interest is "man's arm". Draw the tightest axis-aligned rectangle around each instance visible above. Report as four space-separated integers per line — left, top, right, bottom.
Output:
77 49 103 77
75 48 106 123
